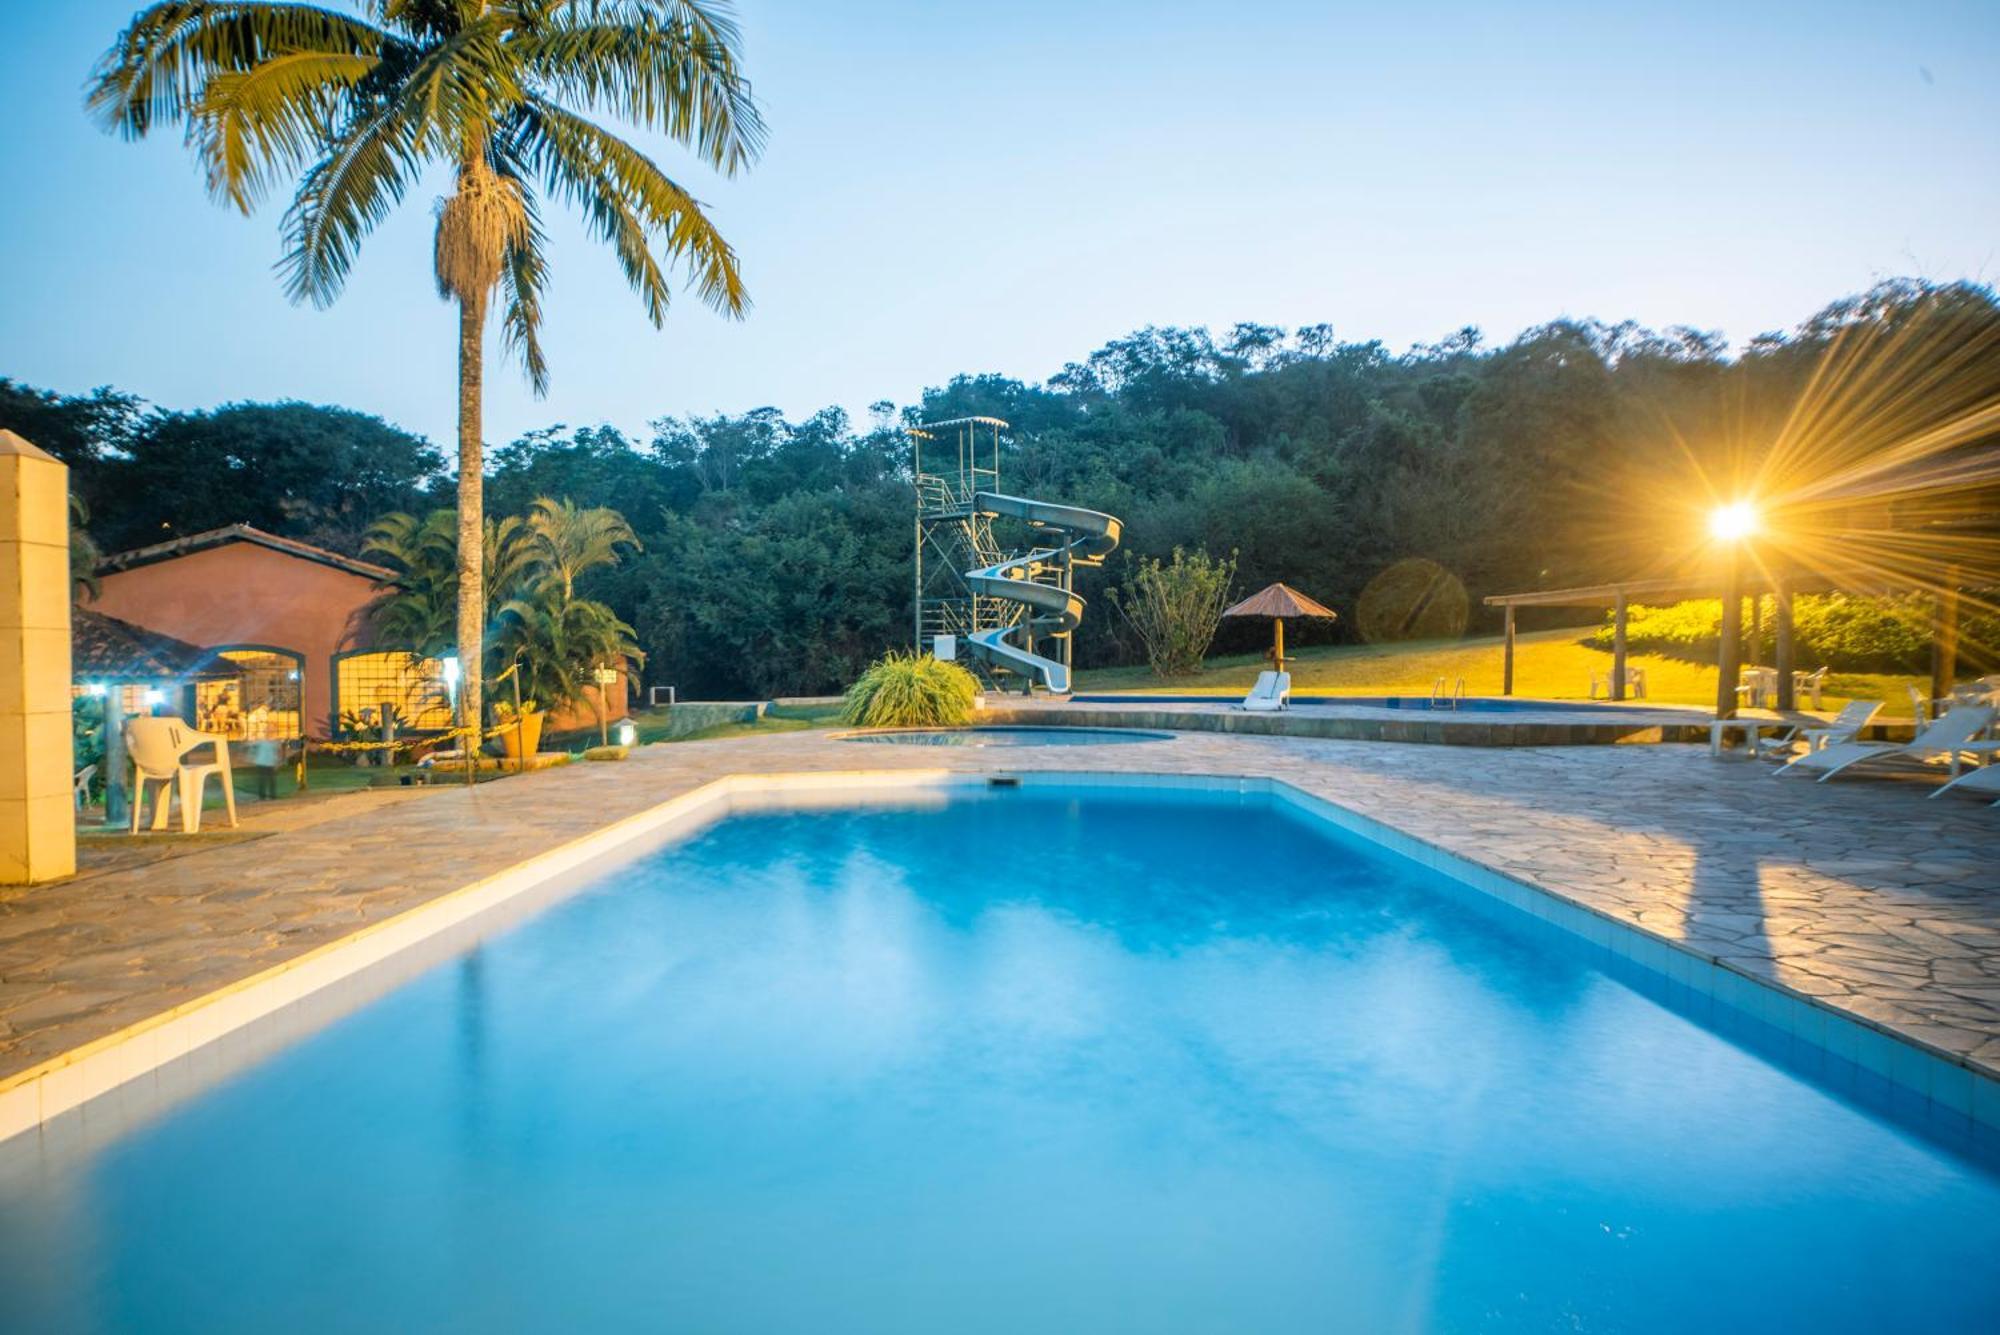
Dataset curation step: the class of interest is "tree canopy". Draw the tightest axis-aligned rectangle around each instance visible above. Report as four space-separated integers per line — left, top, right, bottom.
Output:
10 276 1997 696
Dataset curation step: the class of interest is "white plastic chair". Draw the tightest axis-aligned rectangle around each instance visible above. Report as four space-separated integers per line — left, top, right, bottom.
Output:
125 717 237 834
1794 666 1828 709
73 763 96 812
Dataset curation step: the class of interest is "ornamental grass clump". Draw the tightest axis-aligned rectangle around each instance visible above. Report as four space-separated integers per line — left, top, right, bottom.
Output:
841 653 978 727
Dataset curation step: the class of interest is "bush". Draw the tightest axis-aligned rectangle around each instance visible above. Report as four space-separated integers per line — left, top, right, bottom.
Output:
1584 593 1987 673
1108 546 1238 678
840 653 979 727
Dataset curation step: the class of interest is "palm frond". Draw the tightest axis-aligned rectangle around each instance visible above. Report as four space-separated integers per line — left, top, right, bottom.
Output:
193 50 379 211
513 96 747 321
89 2 394 138
510 0 765 174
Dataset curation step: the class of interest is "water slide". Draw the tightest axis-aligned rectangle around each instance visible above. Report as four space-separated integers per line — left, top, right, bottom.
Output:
963 492 1122 694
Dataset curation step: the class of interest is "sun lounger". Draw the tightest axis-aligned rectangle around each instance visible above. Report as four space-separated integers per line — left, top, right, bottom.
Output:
1238 670 1291 712
1775 704 1995 783
1755 699 1881 760
1930 763 2000 805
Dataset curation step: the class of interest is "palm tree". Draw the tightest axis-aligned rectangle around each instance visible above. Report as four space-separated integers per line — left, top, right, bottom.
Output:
364 507 540 665
523 495 640 599
91 0 762 727
493 584 643 735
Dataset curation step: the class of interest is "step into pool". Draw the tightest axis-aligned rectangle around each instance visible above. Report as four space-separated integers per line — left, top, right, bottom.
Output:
1 784 1995 1332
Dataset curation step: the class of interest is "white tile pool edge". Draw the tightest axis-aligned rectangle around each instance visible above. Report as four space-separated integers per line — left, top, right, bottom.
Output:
3 767 1994 1148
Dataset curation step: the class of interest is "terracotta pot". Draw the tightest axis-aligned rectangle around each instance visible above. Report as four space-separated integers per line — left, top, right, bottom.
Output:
496 709 545 760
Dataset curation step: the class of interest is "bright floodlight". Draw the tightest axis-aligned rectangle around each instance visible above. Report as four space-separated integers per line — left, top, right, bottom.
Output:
1709 500 1759 542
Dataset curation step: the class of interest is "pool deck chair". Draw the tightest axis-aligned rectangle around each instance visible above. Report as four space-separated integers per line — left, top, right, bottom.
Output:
1775 703 1995 783
125 716 238 834
1929 762 2000 805
1238 670 1291 713
1755 699 1881 761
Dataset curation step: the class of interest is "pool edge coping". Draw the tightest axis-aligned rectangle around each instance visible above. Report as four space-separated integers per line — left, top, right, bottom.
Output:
3 766 1994 1146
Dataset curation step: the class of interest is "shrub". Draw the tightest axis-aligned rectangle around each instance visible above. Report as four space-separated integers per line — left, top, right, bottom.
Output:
840 653 979 727
1108 546 1238 678
1584 593 1987 673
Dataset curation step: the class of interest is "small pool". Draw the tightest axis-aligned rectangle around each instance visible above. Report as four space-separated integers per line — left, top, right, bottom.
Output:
3 785 1996 1332
841 725 1175 746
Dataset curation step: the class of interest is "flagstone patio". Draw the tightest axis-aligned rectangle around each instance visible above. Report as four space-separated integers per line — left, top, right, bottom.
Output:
2 730 1996 1100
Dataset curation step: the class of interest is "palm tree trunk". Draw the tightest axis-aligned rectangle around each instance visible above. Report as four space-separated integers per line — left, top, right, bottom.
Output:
456 288 487 736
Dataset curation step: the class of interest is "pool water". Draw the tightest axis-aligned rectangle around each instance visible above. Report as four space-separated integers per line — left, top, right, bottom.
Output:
3 789 1996 1333
842 725 1174 745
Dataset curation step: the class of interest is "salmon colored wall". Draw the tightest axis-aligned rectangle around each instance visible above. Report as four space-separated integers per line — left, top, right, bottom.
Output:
91 543 376 737
92 540 636 743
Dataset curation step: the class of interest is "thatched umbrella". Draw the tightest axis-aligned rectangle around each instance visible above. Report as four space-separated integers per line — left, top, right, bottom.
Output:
1221 582 1338 672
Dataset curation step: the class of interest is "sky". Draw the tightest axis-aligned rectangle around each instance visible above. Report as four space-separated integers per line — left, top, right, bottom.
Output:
2 1 1996 447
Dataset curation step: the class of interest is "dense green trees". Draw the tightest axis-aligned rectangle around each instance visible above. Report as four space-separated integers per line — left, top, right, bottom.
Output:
8 276 1995 697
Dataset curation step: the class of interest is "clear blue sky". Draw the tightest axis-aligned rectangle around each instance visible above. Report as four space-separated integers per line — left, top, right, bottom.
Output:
2 1 1996 447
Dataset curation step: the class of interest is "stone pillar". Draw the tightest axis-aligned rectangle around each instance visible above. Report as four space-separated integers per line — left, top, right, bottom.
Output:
0 430 76 883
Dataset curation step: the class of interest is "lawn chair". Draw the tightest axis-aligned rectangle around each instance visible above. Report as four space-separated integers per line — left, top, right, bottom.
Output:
1627 665 1648 699
72 763 96 812
1930 762 2000 805
1774 703 1995 783
1237 670 1291 713
1755 698 1881 761
125 716 238 834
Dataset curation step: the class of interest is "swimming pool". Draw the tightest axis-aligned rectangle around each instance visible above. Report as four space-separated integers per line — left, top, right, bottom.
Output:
2 784 1995 1332
1070 693 1662 714
840 725 1175 746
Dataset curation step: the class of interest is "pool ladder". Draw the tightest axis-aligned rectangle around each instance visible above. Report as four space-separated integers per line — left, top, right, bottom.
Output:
1430 677 1465 711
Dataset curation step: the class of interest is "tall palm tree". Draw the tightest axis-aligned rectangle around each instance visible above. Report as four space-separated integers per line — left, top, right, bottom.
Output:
523 494 640 598
91 0 762 726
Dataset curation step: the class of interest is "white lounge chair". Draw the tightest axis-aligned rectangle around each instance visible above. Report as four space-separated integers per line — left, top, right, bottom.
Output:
125 717 238 833
1755 699 1881 760
1775 703 1995 783
1931 763 2000 805
1238 670 1291 712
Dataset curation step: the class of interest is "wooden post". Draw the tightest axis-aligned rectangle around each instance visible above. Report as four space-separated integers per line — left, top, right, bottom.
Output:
0 430 77 883
1502 604 1516 696
1748 592 1763 671
1273 618 1286 674
1716 551 1743 719
1611 590 1629 701
1930 570 1962 705
1773 575 1795 711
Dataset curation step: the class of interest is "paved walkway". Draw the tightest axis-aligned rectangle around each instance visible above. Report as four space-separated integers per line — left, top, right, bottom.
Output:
1 732 1995 1087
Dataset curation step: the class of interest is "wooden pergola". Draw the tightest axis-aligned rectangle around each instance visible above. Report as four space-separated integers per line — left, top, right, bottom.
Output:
1484 567 1988 716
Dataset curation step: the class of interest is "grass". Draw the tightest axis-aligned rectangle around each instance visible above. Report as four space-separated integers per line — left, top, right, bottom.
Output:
1077 625 1929 715
621 700 845 745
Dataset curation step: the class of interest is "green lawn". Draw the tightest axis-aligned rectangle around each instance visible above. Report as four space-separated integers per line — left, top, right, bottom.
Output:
1077 625 1929 716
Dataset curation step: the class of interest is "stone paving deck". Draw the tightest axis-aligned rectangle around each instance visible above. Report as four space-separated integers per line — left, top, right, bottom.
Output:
2 731 1996 1093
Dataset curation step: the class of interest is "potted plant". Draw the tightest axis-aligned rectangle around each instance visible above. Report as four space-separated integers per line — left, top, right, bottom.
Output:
493 697 544 761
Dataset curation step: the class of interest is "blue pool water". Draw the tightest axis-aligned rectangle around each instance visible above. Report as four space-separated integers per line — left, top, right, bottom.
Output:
3 788 1997 1333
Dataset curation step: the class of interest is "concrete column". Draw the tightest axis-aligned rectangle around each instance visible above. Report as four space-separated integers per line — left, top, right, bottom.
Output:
0 430 76 884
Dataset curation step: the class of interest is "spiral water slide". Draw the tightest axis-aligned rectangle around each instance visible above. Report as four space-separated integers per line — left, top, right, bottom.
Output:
963 492 1122 694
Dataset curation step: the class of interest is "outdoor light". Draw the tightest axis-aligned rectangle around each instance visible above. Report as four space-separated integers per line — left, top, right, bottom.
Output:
1709 500 1760 542
85 682 108 697
616 718 638 748
441 656 462 693
143 688 164 707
